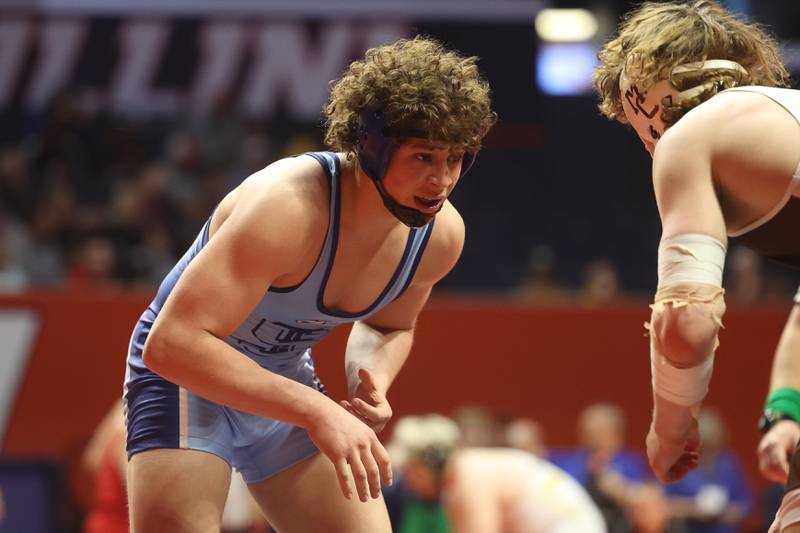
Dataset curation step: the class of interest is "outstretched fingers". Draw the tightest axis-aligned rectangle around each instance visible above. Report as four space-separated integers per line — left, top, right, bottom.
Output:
360 445 382 499
317 404 393 501
347 450 371 502
334 457 353 500
350 436 393 501
371 436 393 487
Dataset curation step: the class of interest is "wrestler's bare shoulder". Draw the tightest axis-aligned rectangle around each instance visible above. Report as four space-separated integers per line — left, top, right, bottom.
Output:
666 88 798 152
658 89 800 188
212 155 332 239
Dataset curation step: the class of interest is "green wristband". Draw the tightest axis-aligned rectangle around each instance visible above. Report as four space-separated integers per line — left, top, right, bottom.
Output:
765 387 800 421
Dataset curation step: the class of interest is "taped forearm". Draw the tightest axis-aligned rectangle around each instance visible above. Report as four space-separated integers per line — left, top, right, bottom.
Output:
649 234 726 406
651 338 714 406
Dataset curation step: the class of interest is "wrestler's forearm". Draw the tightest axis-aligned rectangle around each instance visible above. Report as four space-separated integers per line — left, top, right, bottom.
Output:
143 326 332 428
344 321 414 396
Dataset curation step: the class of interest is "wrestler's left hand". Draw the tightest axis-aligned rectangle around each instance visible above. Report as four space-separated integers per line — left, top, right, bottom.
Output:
758 420 800 484
341 368 392 433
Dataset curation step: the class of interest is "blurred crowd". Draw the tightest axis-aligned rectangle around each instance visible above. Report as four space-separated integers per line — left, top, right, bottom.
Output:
0 92 320 291
516 243 800 308
33 400 773 533
385 403 778 533
1 92 798 302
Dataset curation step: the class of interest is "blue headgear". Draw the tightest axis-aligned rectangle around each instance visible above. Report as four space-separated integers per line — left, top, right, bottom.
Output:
355 108 476 228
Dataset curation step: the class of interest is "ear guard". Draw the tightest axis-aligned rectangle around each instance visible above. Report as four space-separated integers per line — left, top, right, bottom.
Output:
355 108 476 227
356 108 396 183
356 108 477 182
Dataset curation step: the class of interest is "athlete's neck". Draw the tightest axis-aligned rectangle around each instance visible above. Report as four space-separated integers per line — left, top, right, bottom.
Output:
340 158 407 233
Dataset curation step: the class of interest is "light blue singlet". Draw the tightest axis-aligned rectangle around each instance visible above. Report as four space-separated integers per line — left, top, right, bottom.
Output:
123 152 434 482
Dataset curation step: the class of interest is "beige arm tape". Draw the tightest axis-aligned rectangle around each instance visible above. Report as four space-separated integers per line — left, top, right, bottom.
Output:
648 284 725 406
648 234 727 407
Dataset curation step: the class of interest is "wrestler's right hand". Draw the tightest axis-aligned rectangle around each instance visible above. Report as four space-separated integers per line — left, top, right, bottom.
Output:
305 399 393 502
758 420 800 483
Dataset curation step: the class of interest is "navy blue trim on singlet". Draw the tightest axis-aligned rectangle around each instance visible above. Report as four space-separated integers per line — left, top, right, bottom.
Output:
201 210 213 241
268 152 339 294
125 321 180 453
317 219 420 319
126 374 180 452
394 218 435 300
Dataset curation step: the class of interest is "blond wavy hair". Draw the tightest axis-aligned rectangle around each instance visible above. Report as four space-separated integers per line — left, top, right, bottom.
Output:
594 0 789 127
324 36 496 153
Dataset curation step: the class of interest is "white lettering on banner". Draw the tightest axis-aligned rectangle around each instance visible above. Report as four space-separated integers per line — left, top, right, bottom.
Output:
191 21 248 114
111 19 179 115
0 17 411 117
0 19 31 108
241 22 352 119
241 21 411 119
0 310 39 449
27 19 88 109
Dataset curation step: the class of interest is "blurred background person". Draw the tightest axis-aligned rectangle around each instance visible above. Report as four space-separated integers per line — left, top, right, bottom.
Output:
516 244 573 305
81 399 127 533
384 415 455 533
452 404 500 448
386 414 608 533
725 245 797 304
65 235 118 289
505 417 548 458
550 402 665 533
726 247 768 305
579 258 623 308
663 408 753 533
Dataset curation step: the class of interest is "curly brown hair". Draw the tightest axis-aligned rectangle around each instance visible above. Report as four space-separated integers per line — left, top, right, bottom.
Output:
324 36 496 153
594 0 789 127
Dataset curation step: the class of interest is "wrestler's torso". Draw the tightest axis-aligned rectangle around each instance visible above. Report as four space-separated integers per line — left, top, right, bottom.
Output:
447 448 605 532
210 152 431 314
661 86 800 267
715 87 800 267
138 152 436 372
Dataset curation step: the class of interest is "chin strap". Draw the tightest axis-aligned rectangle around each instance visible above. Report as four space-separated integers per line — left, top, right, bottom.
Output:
372 178 436 228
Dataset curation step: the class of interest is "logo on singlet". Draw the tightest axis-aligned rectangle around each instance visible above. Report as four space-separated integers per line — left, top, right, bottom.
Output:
234 319 330 356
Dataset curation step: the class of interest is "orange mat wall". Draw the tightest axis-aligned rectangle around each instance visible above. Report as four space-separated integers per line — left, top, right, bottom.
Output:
0 291 789 493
